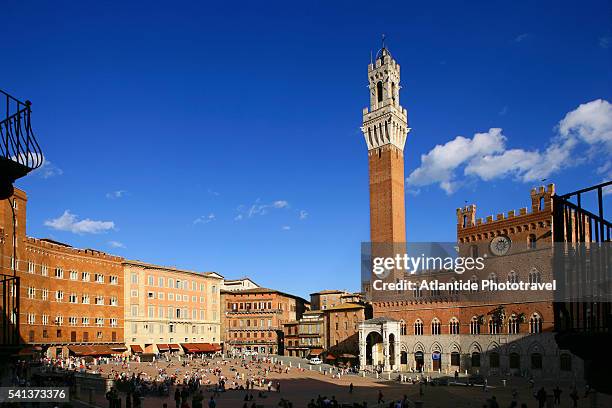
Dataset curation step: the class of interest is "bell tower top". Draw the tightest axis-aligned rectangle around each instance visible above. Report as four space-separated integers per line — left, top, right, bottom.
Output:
361 38 410 151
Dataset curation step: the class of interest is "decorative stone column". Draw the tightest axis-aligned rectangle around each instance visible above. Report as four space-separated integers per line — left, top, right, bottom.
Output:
383 337 390 372
394 338 401 371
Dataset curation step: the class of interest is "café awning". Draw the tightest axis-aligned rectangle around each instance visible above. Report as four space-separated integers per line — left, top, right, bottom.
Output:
130 345 144 353
156 343 169 352
309 348 324 356
195 343 222 353
69 345 116 356
181 343 200 353
169 344 181 351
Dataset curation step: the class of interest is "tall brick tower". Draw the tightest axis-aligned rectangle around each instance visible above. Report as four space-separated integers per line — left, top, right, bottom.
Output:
361 45 410 243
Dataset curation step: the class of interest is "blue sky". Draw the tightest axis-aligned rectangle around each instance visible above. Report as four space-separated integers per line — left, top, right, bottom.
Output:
3 0 611 298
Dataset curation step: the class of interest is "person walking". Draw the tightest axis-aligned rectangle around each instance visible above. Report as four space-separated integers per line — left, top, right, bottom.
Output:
570 388 579 408
553 386 562 406
349 383 354 394
207 396 216 408
377 390 384 404
174 389 181 408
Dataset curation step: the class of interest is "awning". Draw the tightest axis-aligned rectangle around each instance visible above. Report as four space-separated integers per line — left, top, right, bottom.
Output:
156 343 169 352
89 345 114 356
325 354 336 360
68 345 116 356
309 348 324 356
169 343 180 351
195 343 222 353
111 345 127 351
181 343 200 353
68 345 91 356
130 345 144 353
17 346 35 356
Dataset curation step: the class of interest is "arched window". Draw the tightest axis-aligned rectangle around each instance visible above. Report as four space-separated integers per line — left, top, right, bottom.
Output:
508 314 520 334
431 318 441 335
376 81 383 103
530 313 542 333
509 352 521 369
528 234 537 249
449 317 460 335
470 316 481 334
391 82 396 103
449 278 459 295
488 318 500 334
400 351 408 364
489 352 500 368
560 354 572 371
529 269 541 284
508 270 518 284
451 351 460 366
470 275 479 292
471 352 480 367
400 321 407 336
531 353 543 369
488 272 498 287
470 244 478 258
414 319 423 336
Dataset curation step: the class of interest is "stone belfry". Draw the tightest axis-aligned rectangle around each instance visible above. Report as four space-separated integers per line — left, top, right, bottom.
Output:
361 42 410 243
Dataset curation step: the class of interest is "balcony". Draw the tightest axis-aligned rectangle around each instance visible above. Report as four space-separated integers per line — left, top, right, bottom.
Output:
0 90 43 199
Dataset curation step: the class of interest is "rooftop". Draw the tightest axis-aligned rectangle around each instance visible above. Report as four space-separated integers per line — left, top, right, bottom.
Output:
123 259 224 280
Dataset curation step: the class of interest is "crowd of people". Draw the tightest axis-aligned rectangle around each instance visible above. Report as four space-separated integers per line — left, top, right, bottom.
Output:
5 353 604 408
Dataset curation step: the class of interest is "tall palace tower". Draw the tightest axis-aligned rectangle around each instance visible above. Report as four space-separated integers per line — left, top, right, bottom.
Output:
361 45 410 243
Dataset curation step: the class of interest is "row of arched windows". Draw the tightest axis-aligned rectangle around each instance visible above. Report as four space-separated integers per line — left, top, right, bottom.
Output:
411 269 543 298
399 313 543 336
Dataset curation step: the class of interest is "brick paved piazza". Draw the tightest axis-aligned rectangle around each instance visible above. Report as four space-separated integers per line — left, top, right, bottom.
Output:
79 356 608 408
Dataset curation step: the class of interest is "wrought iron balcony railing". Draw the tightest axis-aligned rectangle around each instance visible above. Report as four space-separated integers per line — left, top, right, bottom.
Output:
1 89 43 198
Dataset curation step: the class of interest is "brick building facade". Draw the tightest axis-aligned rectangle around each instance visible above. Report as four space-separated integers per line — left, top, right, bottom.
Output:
1 188 125 358
357 47 580 379
222 288 309 355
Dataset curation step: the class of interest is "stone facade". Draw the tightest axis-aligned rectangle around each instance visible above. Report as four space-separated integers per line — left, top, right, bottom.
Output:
123 260 222 354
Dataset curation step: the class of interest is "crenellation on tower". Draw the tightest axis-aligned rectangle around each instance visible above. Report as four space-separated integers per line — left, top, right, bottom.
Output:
456 205 476 228
530 183 555 212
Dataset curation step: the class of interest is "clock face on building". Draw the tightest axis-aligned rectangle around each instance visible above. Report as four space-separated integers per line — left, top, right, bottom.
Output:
490 236 512 256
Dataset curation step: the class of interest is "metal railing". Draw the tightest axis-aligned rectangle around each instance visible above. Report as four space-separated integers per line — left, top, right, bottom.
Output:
1 89 43 171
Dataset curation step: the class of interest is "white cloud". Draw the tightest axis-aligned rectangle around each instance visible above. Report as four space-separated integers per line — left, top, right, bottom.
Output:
557 99 612 148
193 213 216 225
236 199 291 220
407 128 506 194
32 157 63 179
514 33 530 43
281 225 291 231
299 210 309 220
106 190 127 199
207 189 220 196
408 100 612 194
108 240 125 248
44 210 115 234
273 200 289 209
600 36 611 49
